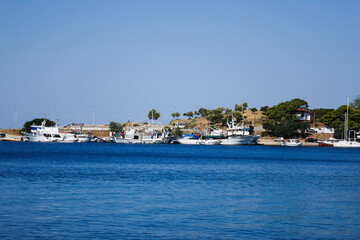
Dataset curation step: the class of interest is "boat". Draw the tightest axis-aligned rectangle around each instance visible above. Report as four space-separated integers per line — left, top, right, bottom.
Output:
318 138 337 147
114 128 167 144
75 133 92 143
23 120 77 143
176 133 201 145
59 132 78 143
23 121 61 142
1 137 20 142
333 98 360 148
333 140 360 148
196 139 221 145
208 118 260 145
281 139 303 147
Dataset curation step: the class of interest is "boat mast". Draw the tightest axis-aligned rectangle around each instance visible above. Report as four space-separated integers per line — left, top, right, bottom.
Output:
345 97 349 141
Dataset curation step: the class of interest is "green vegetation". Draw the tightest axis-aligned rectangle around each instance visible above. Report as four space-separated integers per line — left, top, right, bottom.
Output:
310 108 334 123
319 105 360 138
260 106 269 114
171 112 180 119
23 118 56 133
262 98 310 138
183 111 194 119
148 109 160 120
350 95 360 109
109 121 123 133
173 127 183 137
198 108 211 117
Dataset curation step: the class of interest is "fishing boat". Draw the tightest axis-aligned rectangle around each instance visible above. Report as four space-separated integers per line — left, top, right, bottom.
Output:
23 121 61 142
23 120 78 143
204 117 260 145
281 139 303 147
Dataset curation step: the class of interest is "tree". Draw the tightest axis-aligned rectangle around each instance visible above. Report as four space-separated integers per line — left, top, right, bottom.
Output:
242 102 248 110
350 95 360 109
260 106 269 113
148 109 160 120
233 111 242 124
235 104 243 112
23 118 56 133
311 108 334 122
109 121 123 133
183 111 194 119
198 108 210 117
235 102 248 112
262 98 310 137
263 120 309 138
319 105 360 138
173 127 183 137
266 98 308 124
206 107 225 124
224 108 233 114
250 108 257 112
171 112 180 119
194 111 200 118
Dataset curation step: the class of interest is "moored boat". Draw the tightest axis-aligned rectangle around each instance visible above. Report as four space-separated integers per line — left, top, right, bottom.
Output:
281 139 302 147
23 120 78 143
333 98 360 148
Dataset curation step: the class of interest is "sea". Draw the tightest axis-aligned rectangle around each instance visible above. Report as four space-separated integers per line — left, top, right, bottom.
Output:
1 142 360 239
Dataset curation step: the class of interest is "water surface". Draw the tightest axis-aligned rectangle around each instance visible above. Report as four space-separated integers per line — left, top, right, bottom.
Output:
1 142 360 239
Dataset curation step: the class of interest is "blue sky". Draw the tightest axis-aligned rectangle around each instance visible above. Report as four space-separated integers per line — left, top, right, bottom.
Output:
1 0 359 128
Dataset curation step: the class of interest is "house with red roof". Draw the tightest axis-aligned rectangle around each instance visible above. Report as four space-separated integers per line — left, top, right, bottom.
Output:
294 108 311 122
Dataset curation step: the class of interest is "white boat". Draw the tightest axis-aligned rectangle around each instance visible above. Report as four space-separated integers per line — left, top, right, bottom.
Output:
333 140 360 148
196 139 221 145
23 120 78 143
281 139 303 147
207 118 260 145
333 98 360 148
177 134 201 145
59 132 78 143
23 121 61 142
114 128 167 144
76 133 92 143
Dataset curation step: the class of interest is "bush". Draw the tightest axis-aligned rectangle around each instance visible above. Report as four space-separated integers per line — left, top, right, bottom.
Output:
261 131 269 137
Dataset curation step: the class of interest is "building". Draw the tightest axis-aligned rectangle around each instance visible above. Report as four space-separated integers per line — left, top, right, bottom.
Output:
294 108 311 122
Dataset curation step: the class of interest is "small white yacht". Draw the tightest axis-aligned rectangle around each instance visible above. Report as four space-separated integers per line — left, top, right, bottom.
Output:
281 139 303 147
333 98 360 148
75 133 92 143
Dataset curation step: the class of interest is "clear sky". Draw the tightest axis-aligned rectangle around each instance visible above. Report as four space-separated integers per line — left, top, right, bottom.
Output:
1 0 359 128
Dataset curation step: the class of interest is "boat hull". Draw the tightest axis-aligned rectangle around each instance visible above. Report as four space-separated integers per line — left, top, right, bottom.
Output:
220 135 260 145
333 141 360 148
177 138 200 145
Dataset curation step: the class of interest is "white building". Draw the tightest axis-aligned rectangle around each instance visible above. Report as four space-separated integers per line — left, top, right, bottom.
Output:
294 108 311 122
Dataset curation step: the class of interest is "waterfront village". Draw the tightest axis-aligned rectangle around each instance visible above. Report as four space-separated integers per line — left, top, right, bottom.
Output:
1 98 360 147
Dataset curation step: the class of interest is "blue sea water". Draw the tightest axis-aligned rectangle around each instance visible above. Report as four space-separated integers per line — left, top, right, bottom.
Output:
1 142 360 239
